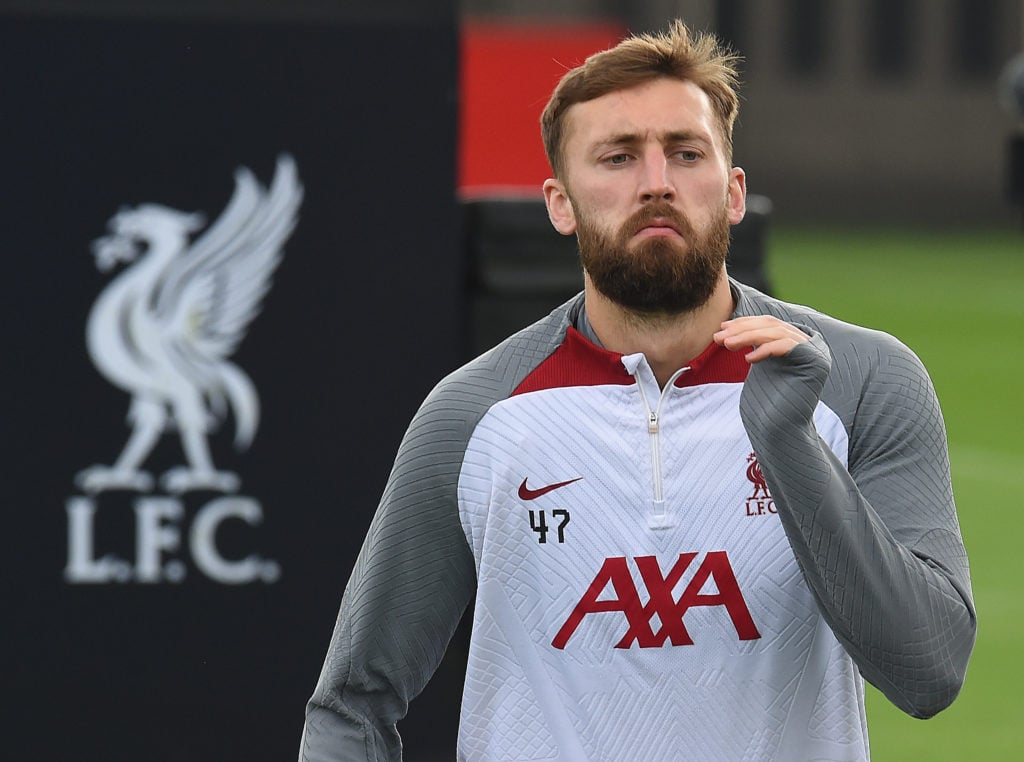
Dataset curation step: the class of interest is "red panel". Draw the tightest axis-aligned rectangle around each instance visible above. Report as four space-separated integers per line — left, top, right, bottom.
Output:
458 20 626 197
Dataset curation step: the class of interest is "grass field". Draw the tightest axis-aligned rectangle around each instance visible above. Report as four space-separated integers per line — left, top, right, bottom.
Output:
766 226 1023 760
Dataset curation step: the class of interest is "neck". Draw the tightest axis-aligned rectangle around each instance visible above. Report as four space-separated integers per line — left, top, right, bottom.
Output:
583 269 735 388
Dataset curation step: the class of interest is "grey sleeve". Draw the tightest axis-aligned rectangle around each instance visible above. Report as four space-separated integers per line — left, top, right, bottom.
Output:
738 329 976 719
298 296 579 761
299 386 477 761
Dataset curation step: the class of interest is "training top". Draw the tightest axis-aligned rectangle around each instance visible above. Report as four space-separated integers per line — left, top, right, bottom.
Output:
300 280 976 762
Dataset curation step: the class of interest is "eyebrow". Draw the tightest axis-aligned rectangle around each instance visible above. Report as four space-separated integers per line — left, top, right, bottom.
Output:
593 130 713 151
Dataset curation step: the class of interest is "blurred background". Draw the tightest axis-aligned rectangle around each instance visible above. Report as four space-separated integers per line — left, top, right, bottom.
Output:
460 0 1024 228
3 0 1020 759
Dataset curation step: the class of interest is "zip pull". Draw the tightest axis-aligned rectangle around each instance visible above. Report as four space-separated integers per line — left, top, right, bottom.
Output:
648 411 659 434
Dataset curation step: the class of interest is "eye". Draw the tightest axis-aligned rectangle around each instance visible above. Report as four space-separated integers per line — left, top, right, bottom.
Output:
675 149 701 162
602 153 632 166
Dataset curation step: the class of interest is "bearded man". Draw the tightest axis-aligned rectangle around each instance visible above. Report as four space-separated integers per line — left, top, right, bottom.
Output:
301 19 976 762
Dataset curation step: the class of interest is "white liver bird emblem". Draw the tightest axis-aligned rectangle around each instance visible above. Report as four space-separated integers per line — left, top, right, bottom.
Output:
76 155 303 494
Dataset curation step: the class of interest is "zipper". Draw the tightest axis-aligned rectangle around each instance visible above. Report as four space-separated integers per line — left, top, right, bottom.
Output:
632 363 690 529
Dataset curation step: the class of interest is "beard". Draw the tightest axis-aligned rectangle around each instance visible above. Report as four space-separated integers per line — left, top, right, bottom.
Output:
576 200 731 316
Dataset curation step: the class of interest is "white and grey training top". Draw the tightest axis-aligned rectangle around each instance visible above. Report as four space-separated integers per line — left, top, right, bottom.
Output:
300 280 976 762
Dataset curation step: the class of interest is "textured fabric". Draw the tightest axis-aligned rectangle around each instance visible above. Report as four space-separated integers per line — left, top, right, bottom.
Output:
458 350 854 760
733 288 976 719
299 281 976 761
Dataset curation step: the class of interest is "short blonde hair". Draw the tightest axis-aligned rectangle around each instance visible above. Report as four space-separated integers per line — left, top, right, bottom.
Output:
540 19 742 176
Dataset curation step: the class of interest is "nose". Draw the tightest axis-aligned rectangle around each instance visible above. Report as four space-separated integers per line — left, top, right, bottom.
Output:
638 153 675 203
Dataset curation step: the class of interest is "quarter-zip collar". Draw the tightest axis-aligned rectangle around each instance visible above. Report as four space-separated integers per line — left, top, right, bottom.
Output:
622 353 689 529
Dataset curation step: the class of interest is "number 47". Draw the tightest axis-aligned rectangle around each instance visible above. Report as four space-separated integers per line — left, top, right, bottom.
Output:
529 509 570 544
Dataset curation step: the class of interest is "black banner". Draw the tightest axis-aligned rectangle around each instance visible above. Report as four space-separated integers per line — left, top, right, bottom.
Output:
2 5 460 760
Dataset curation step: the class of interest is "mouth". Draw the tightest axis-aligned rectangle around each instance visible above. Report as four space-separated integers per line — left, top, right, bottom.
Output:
633 218 683 239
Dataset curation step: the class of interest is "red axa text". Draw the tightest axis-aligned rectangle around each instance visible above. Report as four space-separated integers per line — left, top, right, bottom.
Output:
552 551 761 649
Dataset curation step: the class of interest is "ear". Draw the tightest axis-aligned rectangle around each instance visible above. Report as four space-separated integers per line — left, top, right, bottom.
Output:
543 178 577 235
726 166 747 225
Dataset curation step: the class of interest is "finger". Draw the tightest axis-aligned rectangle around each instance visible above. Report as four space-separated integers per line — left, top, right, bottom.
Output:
719 316 789 331
715 320 809 350
716 328 803 351
724 329 802 350
720 316 809 336
743 339 803 363
719 318 807 336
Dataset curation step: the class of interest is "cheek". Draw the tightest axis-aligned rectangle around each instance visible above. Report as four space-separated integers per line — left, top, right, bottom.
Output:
586 183 624 209
684 179 731 223
573 186 628 232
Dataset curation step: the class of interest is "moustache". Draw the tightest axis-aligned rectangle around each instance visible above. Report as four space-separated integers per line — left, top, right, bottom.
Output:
622 203 694 239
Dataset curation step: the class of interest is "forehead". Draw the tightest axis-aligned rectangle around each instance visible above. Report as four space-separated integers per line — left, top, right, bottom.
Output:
563 78 720 154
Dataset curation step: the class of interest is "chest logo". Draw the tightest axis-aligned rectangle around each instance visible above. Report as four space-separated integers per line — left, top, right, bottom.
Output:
552 551 761 649
745 452 776 516
518 477 582 501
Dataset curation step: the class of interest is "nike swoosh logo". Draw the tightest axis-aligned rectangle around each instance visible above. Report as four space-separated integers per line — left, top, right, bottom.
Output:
518 477 582 501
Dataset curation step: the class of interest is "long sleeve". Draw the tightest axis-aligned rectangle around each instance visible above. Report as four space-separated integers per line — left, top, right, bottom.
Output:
299 387 478 761
299 297 580 761
737 327 976 718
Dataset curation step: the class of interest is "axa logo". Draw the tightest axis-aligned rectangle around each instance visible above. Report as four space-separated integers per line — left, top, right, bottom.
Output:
745 452 776 517
552 551 761 649
65 155 303 586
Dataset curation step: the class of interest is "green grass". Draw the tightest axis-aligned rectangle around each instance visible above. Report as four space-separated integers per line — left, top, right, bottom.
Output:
766 227 1024 760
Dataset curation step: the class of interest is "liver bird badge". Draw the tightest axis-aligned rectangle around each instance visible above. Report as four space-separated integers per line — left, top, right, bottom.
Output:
76 155 303 494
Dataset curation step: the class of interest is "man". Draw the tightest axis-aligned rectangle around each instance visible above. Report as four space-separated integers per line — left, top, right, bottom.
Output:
300 20 976 761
